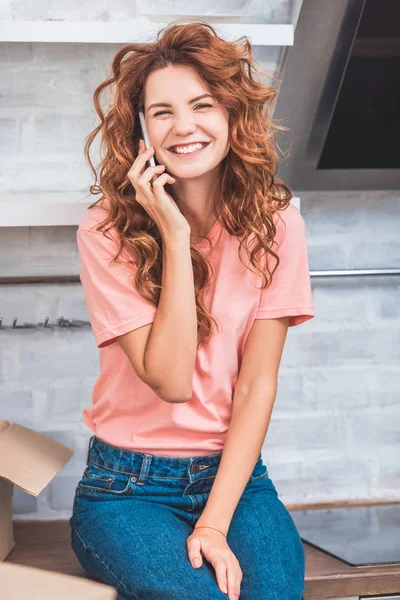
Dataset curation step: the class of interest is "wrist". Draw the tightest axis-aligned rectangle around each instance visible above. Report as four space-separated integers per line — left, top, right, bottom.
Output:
160 228 191 247
194 525 227 537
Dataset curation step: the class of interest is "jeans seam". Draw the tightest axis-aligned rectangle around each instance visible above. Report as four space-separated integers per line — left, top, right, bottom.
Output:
91 436 223 460
72 525 145 600
251 473 269 482
88 458 217 481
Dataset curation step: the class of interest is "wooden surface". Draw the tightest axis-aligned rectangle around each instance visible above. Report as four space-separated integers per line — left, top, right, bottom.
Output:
5 520 400 599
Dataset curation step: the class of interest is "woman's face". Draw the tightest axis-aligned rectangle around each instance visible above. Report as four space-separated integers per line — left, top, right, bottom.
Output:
143 65 230 180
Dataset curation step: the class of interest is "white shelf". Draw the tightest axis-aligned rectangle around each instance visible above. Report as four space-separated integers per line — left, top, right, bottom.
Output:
0 20 293 46
0 17 294 227
0 193 90 227
0 194 300 227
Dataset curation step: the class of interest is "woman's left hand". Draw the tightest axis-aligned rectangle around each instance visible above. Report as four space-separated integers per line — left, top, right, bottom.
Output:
186 527 243 599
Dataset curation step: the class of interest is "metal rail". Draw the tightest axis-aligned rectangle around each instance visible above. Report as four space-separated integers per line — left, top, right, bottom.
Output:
0 267 398 330
0 268 399 285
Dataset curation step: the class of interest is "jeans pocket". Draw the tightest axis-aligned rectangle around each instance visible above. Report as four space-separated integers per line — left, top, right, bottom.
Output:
77 464 134 496
249 461 269 483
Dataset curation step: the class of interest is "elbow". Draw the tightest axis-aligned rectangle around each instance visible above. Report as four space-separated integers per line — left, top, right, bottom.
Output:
166 395 191 404
154 385 193 404
138 369 192 403
164 389 193 403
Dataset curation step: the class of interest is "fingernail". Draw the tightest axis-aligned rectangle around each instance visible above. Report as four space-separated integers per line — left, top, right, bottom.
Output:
231 595 239 600
193 558 201 568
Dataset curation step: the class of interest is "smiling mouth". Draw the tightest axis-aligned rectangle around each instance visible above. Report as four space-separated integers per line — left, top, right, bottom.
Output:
167 142 211 157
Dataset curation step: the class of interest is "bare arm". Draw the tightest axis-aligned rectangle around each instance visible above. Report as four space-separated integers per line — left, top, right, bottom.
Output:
145 236 198 402
194 316 289 533
118 236 198 404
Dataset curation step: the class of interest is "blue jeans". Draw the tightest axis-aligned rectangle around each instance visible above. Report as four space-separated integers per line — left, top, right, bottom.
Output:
69 435 305 600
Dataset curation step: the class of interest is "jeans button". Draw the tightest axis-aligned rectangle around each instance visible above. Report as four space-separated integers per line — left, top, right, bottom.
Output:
191 464 199 474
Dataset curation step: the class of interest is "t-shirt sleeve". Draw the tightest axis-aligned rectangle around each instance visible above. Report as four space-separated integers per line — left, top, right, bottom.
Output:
255 204 315 327
77 222 157 348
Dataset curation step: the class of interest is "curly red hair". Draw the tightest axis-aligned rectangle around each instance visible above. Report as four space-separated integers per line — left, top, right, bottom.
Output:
83 19 292 349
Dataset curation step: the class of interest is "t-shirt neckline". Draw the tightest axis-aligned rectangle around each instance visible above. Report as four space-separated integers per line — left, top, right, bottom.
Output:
192 216 222 248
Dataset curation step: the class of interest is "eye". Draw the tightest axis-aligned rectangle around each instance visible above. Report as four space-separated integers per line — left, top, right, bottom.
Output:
153 104 213 117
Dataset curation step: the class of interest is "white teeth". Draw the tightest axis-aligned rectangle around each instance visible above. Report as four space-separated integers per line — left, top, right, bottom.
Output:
171 143 207 154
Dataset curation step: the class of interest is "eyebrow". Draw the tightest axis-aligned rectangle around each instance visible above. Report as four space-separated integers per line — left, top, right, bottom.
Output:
147 94 213 111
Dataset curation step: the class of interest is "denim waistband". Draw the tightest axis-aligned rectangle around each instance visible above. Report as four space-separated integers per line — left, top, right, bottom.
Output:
87 435 262 481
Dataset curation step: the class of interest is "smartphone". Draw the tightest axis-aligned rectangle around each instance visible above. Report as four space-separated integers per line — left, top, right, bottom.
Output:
139 111 157 168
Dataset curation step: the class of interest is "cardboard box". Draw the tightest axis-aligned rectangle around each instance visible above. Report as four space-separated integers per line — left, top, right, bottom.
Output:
0 562 117 599
0 420 74 561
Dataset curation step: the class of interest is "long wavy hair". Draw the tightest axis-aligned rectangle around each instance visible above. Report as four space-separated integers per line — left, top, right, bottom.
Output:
83 19 292 350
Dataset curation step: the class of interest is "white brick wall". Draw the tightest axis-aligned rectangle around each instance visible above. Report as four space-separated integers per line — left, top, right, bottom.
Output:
265 190 400 505
1 1 399 520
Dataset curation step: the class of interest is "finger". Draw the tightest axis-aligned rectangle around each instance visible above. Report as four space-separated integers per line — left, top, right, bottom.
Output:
150 172 176 188
139 146 155 171
213 561 228 595
187 538 202 569
137 164 166 186
227 563 241 600
139 138 150 155
133 166 165 194
129 146 155 181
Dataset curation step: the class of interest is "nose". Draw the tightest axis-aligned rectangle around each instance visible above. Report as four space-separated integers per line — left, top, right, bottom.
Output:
171 112 197 137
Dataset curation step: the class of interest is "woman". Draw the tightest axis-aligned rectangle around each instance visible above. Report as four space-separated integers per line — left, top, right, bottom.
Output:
69 20 315 600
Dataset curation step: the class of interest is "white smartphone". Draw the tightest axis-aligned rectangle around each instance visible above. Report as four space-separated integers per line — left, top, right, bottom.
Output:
139 111 157 168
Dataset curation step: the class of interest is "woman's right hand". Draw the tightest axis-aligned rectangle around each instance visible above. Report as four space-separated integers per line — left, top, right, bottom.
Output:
128 138 191 243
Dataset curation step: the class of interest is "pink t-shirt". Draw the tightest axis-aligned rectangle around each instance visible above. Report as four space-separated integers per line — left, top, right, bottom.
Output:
77 201 315 456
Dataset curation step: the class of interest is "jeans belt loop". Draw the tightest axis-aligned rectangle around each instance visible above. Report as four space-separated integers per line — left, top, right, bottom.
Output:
86 435 95 463
137 454 152 485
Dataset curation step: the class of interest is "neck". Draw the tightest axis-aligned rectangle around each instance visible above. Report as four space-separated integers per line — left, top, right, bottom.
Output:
169 165 222 239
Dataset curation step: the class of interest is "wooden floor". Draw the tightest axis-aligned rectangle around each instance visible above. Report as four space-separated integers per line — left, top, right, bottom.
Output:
5 520 400 600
